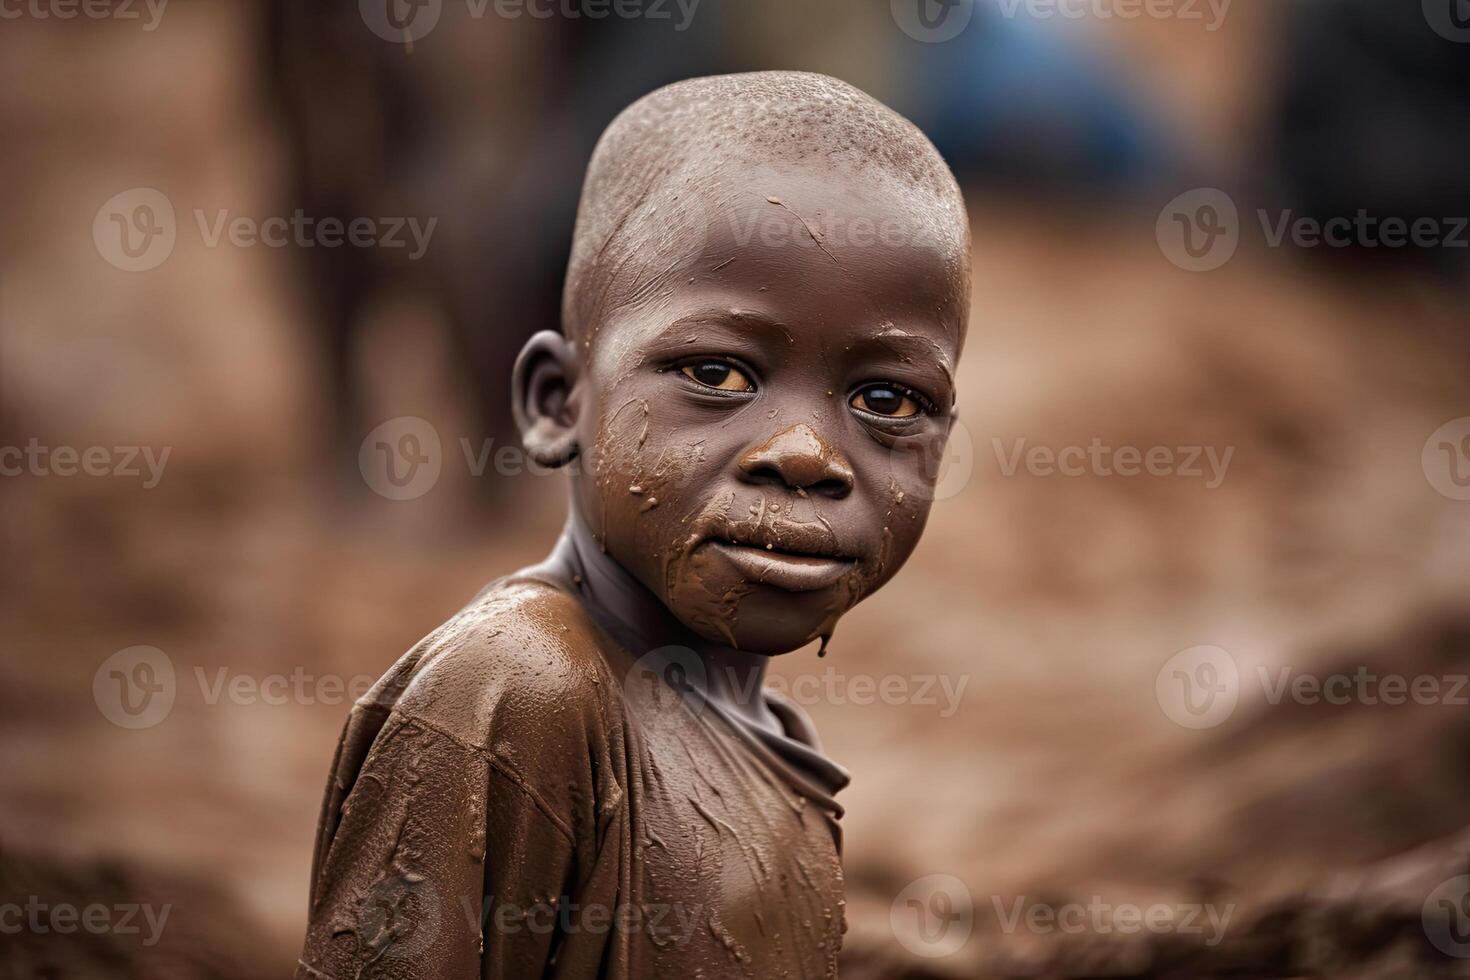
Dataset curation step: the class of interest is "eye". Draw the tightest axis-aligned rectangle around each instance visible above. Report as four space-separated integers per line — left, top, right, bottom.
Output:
680 360 754 393
850 383 926 418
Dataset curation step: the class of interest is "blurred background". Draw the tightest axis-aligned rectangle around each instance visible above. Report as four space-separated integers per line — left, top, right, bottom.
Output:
3 0 1470 976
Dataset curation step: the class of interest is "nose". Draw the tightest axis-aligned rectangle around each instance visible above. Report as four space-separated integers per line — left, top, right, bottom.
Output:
737 423 854 498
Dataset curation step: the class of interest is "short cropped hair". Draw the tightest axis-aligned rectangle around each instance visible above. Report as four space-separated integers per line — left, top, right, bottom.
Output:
562 71 970 344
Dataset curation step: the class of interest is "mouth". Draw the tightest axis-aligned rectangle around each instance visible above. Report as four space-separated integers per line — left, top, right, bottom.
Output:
703 535 856 592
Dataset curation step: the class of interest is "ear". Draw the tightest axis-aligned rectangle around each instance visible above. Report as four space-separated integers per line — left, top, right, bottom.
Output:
512 330 581 467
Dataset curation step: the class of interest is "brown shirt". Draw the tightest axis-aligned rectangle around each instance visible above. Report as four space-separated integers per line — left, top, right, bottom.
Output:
296 575 849 979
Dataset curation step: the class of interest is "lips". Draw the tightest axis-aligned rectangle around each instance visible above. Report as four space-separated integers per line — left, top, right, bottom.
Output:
706 541 855 591
700 520 856 592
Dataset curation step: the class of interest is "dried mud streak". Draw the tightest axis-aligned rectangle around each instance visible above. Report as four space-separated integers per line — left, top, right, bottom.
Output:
767 195 842 267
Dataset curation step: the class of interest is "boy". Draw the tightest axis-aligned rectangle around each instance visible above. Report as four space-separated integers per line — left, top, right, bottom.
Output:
298 71 970 979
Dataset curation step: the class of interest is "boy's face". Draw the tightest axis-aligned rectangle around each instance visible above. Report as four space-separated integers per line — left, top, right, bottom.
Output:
574 165 967 654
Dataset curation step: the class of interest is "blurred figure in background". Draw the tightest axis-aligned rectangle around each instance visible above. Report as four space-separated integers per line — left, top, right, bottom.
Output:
261 0 1183 488
1264 0 1470 277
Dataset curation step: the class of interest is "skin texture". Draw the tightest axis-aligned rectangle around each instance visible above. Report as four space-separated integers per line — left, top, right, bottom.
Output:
300 73 971 979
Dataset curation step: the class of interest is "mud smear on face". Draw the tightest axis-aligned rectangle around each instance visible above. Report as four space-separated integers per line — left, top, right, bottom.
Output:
656 482 908 652
590 393 702 541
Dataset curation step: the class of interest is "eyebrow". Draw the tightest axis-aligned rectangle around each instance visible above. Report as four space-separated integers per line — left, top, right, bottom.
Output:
845 327 956 390
661 308 798 347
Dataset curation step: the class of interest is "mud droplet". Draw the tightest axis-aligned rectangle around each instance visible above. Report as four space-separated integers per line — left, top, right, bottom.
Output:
817 633 831 658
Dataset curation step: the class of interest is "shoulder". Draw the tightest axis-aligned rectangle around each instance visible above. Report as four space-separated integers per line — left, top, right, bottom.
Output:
360 575 620 761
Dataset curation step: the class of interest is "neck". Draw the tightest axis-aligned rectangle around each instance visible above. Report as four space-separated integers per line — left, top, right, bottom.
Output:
533 503 777 731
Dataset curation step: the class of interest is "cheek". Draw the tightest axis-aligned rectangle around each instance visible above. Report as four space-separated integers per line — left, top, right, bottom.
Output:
841 432 940 598
879 424 955 504
582 388 711 580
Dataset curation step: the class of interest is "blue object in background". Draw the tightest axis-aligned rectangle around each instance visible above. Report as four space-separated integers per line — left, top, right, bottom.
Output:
893 9 1178 195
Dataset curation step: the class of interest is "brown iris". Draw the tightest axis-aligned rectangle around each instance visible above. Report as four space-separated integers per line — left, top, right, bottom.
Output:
851 383 922 418
681 361 754 392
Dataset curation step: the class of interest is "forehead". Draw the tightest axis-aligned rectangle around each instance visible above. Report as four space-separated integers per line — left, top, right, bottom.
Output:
590 164 969 364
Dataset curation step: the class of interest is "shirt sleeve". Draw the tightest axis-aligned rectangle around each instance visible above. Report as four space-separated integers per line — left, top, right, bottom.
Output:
296 708 578 980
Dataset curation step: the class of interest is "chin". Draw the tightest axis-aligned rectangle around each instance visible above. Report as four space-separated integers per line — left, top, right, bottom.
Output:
674 585 855 654
681 617 821 655
657 524 900 652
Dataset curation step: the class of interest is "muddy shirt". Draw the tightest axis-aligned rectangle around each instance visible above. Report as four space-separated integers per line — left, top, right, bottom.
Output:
296 575 848 979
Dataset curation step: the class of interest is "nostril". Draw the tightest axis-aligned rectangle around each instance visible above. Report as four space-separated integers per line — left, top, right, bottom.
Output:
804 476 852 500
739 462 850 498
737 423 855 497
740 462 789 489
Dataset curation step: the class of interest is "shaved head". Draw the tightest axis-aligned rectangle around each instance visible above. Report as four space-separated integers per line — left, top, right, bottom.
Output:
562 71 970 345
